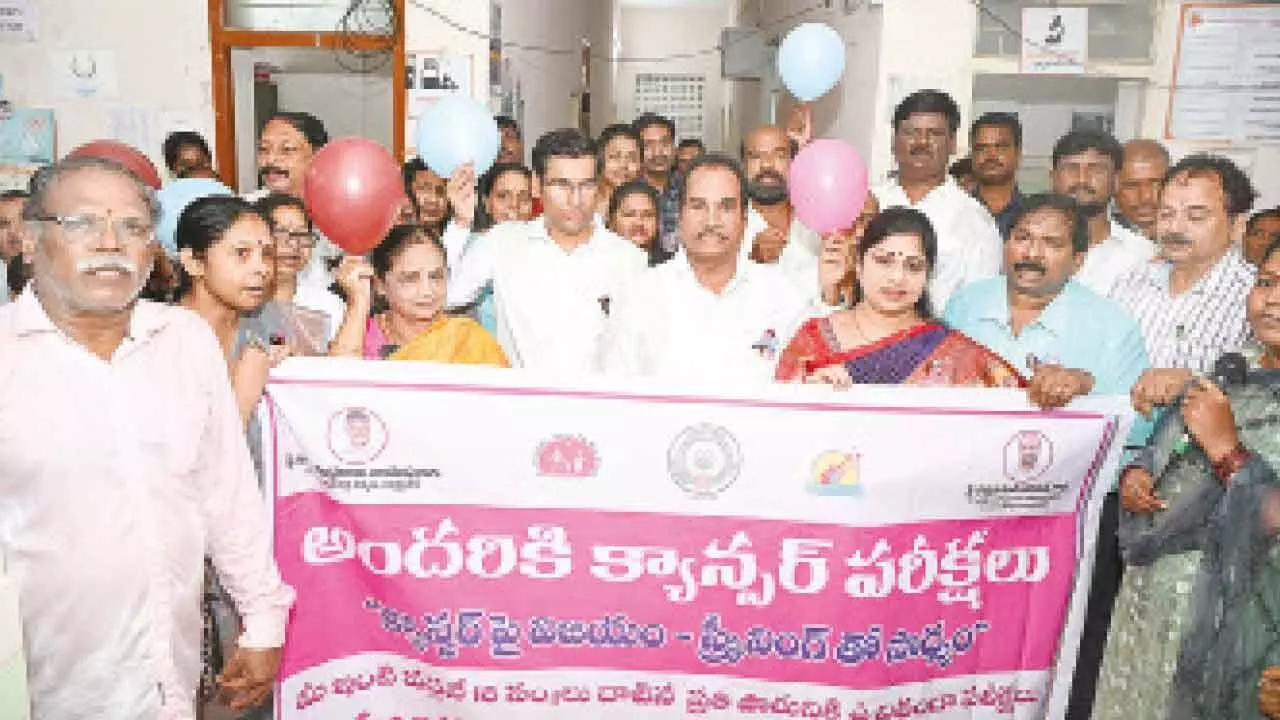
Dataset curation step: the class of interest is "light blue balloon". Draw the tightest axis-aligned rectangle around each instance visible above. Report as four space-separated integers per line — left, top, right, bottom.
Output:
414 95 500 177
777 22 846 102
155 178 234 255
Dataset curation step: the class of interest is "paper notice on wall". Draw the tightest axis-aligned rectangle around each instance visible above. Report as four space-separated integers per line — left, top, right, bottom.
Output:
108 104 156 155
1167 3 1280 143
1021 7 1088 75
50 50 119 100
0 0 36 43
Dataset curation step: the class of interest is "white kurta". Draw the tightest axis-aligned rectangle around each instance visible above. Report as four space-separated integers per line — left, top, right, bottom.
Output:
447 219 648 374
0 290 294 720
598 250 825 385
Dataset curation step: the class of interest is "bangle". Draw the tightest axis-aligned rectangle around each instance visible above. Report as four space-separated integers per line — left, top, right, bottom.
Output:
1211 443 1253 484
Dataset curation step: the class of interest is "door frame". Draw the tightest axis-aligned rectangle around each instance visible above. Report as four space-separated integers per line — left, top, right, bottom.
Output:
207 0 406 187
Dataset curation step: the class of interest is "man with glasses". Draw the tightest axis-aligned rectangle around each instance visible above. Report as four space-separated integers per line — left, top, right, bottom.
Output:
0 155 293 719
446 128 647 372
872 90 1002 311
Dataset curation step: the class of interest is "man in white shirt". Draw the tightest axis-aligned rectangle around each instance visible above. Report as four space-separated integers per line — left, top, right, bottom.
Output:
1 156 293 719
1049 130 1156 297
599 154 839 385
448 128 647 373
872 90 1001 311
740 124 819 288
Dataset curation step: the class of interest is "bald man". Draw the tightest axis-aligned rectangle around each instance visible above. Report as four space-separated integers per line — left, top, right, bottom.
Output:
1114 139 1169 240
739 124 820 289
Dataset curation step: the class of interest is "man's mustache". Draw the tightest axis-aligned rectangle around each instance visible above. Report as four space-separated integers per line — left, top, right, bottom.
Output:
1162 232 1192 246
1066 184 1098 196
909 146 933 156
1013 261 1046 274
752 170 786 186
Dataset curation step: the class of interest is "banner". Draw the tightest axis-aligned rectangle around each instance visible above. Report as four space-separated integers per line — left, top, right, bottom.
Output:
264 359 1130 720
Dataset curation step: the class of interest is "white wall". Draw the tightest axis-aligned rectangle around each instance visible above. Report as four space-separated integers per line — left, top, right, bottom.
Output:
497 0 601 152
615 2 733 149
0 0 213 174
276 73 394 150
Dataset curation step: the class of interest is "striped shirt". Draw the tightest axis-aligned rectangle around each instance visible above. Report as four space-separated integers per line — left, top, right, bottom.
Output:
1110 247 1256 372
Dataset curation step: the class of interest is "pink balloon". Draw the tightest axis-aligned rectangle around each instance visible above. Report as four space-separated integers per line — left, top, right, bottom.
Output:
788 139 869 234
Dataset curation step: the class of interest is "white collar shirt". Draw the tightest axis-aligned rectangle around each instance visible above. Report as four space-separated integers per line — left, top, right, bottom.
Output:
743 204 821 296
1076 219 1157 298
446 218 648 373
1110 247 1256 372
597 250 820 386
873 176 1002 311
0 290 294 720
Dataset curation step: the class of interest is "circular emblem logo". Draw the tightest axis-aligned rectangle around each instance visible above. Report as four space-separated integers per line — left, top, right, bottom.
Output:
668 423 742 499
327 406 389 465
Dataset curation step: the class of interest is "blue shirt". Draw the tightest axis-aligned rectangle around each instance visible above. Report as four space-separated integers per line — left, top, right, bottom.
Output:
944 277 1153 455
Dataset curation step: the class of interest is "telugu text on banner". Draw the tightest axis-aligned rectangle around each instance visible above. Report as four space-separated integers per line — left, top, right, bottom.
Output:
262 358 1131 720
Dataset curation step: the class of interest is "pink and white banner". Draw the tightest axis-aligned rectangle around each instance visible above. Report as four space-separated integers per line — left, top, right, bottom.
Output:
263 359 1131 720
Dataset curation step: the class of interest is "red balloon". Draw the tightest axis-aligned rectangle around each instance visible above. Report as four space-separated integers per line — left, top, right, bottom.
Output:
303 138 403 255
67 140 163 190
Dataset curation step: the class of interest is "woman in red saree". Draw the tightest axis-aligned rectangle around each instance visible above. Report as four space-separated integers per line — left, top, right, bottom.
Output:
776 207 1024 388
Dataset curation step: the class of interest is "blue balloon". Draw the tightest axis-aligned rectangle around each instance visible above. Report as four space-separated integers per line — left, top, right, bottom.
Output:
777 22 846 102
155 178 234 255
414 95 500 177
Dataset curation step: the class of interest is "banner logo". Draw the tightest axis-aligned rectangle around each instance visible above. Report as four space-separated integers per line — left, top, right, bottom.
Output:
1004 430 1053 485
535 435 599 478
809 451 861 496
668 424 741 499
967 430 1067 510
327 406 389 465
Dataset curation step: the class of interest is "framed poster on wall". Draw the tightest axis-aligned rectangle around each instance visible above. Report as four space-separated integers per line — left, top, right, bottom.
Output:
404 52 473 157
1166 3 1280 143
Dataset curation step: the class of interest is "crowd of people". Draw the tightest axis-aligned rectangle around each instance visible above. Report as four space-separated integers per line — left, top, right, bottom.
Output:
1 84 1279 720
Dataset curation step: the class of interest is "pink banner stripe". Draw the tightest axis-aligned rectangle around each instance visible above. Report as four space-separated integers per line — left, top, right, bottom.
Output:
276 492 1079 692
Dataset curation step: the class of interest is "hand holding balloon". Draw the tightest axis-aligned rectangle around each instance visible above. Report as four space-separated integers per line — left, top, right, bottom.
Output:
446 163 478 230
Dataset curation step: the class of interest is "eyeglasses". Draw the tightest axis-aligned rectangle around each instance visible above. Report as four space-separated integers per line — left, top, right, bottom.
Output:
271 227 317 247
543 179 597 198
34 213 154 245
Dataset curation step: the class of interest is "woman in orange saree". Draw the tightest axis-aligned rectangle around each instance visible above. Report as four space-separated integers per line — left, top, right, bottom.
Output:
776 207 1023 388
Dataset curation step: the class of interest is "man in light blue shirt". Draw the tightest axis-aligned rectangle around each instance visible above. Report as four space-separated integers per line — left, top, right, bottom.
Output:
944 192 1148 720
945 192 1149 404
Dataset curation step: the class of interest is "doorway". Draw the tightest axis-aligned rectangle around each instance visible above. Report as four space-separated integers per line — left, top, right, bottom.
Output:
208 0 406 192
